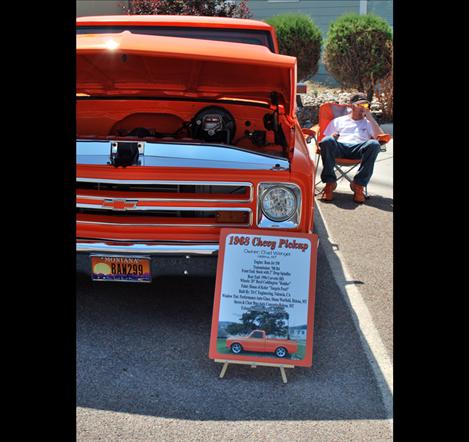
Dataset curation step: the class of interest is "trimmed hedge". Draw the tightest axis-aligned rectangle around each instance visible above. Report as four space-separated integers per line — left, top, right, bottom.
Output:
323 13 392 101
265 14 322 81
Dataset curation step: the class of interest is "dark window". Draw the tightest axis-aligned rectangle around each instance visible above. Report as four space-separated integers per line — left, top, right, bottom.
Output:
76 26 275 52
251 331 263 338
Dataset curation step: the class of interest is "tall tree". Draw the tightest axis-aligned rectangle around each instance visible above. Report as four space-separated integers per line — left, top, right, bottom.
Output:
226 305 289 336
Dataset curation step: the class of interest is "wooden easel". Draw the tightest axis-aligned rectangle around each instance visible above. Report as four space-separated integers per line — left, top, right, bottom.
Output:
215 359 294 383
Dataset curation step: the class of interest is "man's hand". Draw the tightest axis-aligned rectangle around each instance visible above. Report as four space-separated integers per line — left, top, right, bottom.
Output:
363 108 384 138
332 132 340 140
363 108 374 120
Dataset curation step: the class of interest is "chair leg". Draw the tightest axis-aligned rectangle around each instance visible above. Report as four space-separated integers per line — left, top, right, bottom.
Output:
314 153 325 196
334 166 347 182
335 165 359 184
335 165 372 199
339 171 354 184
315 180 324 196
314 156 367 199
365 186 370 199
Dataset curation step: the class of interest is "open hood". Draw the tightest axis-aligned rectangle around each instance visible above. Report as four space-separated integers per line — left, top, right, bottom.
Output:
77 32 297 116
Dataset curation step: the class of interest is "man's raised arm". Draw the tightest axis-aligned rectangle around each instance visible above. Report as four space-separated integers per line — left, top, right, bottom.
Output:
364 108 385 139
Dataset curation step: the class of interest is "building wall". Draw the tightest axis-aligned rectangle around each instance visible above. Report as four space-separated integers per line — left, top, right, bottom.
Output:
76 0 393 85
368 0 393 26
77 0 123 17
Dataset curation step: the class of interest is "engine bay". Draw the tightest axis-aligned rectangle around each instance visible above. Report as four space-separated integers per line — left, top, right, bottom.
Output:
76 99 292 158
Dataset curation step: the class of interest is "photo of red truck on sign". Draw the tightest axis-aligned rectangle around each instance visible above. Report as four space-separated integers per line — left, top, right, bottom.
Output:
226 330 299 359
209 229 318 367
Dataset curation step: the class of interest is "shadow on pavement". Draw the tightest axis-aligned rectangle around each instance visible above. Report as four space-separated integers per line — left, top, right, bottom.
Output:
77 243 388 421
317 191 393 213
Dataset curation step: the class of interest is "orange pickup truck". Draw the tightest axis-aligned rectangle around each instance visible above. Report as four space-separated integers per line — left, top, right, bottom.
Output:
226 330 298 358
76 15 315 282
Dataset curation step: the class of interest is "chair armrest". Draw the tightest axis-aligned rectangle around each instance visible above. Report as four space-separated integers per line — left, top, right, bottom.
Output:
311 124 321 154
377 133 392 144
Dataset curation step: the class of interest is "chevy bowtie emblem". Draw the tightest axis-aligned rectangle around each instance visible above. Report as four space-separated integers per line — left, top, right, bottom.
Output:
102 199 138 211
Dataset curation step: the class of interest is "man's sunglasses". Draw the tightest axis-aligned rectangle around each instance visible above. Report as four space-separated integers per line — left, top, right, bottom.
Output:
355 102 369 108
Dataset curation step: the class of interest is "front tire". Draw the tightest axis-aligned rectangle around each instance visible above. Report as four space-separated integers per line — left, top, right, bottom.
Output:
275 347 288 358
230 343 243 354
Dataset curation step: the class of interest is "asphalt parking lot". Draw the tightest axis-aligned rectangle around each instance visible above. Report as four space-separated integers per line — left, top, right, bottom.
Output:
77 236 392 441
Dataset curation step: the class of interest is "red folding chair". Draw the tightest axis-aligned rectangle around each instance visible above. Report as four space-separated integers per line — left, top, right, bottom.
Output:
306 102 391 198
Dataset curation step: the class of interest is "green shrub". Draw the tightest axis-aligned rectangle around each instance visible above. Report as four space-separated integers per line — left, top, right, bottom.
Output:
323 13 392 101
265 14 322 81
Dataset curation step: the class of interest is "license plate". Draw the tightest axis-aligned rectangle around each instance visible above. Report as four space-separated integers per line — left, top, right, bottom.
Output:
91 255 152 283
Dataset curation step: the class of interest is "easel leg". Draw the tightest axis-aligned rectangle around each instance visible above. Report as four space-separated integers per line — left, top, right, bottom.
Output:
219 362 229 379
280 367 287 383
215 360 293 383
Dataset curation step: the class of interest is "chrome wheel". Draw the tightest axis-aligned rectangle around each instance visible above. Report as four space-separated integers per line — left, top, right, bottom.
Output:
275 347 287 358
230 343 242 354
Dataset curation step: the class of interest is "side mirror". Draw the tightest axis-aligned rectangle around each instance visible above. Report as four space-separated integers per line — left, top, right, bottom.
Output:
296 83 307 108
296 95 304 108
301 128 316 144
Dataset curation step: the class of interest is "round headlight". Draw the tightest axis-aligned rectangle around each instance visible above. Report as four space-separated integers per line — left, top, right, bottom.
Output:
261 186 297 222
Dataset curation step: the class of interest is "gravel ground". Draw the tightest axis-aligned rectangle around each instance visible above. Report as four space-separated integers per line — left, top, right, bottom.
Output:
296 82 391 128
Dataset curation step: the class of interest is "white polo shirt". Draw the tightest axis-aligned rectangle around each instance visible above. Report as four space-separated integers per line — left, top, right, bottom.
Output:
324 114 374 144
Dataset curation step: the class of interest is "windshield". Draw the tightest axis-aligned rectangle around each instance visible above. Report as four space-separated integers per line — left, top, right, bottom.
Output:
76 25 275 51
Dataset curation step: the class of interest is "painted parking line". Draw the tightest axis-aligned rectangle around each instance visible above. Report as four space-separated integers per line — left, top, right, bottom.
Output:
314 205 393 427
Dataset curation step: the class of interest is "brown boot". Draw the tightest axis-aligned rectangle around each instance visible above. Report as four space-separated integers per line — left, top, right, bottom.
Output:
350 182 366 204
320 182 337 201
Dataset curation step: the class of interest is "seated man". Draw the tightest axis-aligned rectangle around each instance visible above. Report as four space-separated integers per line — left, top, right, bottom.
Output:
319 93 384 203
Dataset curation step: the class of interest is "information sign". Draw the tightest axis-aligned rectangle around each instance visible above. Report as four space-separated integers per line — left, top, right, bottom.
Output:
209 229 318 367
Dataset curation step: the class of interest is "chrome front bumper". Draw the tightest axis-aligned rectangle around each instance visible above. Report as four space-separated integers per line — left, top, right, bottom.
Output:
77 241 219 255
76 241 219 278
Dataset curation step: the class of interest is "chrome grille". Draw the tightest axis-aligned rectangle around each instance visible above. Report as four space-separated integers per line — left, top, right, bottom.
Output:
76 179 253 228
77 179 252 202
